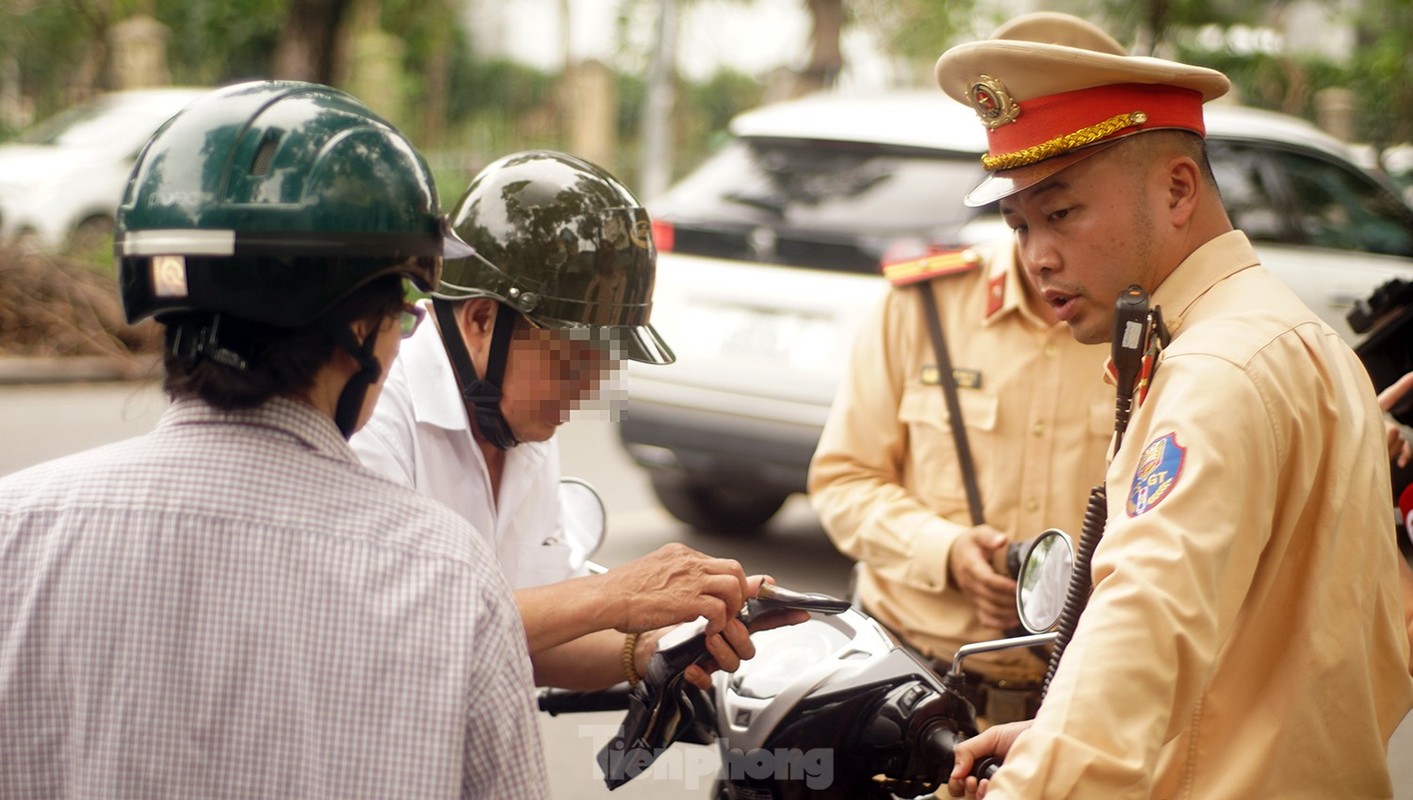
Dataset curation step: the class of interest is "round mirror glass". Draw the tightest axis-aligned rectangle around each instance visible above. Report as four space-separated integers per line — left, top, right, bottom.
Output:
1016 528 1075 634
558 477 606 571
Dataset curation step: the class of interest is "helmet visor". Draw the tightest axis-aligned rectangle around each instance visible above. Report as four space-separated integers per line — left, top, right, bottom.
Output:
615 322 675 365
528 315 676 366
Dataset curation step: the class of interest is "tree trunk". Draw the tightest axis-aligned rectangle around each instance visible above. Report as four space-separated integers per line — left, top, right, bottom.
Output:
639 0 678 201
65 0 112 100
271 0 354 83
793 0 844 97
422 22 450 151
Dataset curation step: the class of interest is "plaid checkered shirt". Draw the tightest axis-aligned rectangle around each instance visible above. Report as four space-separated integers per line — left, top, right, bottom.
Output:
0 396 548 798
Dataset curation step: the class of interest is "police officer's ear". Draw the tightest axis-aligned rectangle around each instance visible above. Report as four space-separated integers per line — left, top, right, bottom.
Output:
1162 153 1203 228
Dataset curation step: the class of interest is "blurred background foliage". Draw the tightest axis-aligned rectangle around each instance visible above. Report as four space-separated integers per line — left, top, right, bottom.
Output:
2 0 1411 192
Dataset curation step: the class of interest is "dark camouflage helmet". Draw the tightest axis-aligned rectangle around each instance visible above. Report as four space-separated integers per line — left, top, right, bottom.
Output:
437 150 673 364
115 80 442 326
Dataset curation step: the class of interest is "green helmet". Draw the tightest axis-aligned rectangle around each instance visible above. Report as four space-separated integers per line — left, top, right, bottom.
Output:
115 80 442 326
437 150 673 364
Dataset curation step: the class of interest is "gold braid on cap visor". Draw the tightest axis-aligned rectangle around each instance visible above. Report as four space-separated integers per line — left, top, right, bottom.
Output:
981 111 1148 171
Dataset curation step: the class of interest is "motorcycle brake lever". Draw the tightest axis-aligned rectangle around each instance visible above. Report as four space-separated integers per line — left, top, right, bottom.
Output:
654 583 851 672
742 583 851 622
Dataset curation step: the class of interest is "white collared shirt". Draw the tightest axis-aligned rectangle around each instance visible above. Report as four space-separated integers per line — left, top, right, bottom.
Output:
352 306 578 589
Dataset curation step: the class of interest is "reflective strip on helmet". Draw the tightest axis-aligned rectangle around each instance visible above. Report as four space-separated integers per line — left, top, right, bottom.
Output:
120 228 441 260
120 229 236 257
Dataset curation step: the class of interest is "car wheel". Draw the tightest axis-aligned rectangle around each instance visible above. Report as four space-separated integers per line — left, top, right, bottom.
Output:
66 215 115 261
649 471 788 534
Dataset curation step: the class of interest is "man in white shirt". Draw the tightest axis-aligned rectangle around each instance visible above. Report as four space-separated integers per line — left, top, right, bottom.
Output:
353 150 787 691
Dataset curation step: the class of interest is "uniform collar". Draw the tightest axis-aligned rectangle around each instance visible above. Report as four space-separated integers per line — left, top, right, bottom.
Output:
1147 229 1259 341
981 241 1055 329
1100 229 1259 386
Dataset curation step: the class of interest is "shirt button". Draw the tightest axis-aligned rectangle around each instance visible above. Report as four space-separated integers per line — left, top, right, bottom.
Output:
1043 343 1057 358
1032 422 1045 437
1025 498 1039 512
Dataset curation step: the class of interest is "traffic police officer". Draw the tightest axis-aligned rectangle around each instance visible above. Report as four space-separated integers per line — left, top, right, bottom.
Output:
809 12 1123 725
936 14 1413 799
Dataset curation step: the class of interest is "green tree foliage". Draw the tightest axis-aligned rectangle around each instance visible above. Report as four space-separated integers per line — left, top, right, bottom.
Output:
3 0 285 122
3 0 121 112
6 0 1412 161
1092 0 1252 54
1346 0 1413 148
672 68 763 177
857 0 979 65
158 0 286 84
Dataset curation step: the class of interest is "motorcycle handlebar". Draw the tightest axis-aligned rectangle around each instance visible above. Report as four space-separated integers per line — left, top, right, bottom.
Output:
920 723 959 770
973 756 1001 781
537 685 632 716
920 724 1000 787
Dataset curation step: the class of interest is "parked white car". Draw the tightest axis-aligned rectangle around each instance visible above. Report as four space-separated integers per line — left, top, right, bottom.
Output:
0 87 209 254
620 90 1413 532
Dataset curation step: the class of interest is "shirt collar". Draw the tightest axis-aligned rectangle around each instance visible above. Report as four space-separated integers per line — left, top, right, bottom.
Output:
1099 229 1260 385
389 303 551 474
1148 229 1260 341
160 395 358 464
981 241 1058 330
398 302 476 433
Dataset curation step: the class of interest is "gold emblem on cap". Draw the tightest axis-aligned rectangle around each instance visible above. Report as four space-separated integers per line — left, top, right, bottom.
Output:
968 76 1020 129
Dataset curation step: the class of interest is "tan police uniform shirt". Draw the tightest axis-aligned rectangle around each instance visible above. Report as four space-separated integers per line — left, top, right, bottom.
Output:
990 231 1413 798
809 241 1113 681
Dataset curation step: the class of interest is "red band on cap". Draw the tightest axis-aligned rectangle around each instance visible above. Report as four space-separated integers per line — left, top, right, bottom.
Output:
987 83 1206 162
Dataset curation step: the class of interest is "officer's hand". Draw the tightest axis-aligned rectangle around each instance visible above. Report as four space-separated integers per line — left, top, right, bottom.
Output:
949 525 1019 629
1378 372 1413 468
947 720 1031 799
597 543 749 638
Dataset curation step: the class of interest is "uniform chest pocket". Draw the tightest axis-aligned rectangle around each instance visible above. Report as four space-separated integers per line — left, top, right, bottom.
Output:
898 384 999 504
899 383 999 431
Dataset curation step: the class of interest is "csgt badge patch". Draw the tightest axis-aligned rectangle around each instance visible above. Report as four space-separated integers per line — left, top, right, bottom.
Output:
1126 432 1185 517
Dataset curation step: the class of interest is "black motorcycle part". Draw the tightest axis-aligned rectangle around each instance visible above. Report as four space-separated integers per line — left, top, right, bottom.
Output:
720 648 980 799
598 585 853 790
538 685 631 715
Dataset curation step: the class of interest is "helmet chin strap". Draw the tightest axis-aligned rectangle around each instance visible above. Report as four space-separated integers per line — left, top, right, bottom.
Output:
319 319 384 439
432 298 520 450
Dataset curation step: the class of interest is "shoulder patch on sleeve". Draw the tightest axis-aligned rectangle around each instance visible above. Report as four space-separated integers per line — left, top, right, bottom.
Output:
882 247 983 286
1126 432 1185 517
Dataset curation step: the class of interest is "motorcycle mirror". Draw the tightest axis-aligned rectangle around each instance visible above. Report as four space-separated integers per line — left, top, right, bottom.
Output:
1015 528 1074 634
559 477 607 574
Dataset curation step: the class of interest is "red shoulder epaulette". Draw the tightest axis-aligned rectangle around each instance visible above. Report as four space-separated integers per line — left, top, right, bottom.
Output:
881 248 982 286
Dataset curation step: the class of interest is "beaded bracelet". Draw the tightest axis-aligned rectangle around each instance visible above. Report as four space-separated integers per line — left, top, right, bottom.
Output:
622 632 642 689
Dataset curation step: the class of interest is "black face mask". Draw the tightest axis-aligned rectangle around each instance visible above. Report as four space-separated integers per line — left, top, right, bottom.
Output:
432 298 520 450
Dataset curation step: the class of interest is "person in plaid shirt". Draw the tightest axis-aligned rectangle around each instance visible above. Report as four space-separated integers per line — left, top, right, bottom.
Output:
0 81 548 799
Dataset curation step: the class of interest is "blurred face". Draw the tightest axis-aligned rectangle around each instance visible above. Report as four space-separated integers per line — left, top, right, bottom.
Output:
497 323 616 443
457 299 617 444
1000 142 1165 345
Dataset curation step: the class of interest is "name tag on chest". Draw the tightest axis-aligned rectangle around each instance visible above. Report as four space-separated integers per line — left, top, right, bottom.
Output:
921 366 982 389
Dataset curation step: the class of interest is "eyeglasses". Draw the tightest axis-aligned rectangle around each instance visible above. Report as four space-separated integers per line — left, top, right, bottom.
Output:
398 301 426 339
